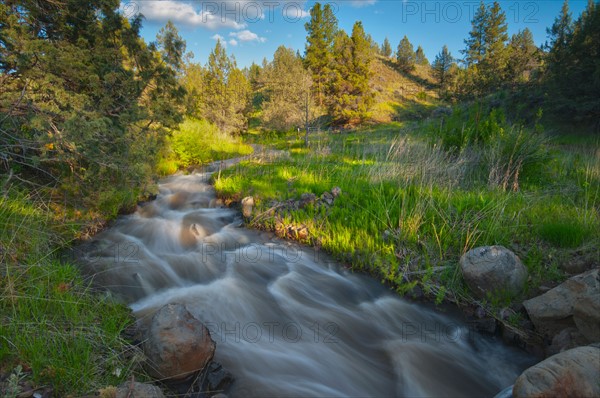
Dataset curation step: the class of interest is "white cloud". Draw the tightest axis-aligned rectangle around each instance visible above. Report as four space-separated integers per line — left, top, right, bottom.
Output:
350 0 377 8
229 39 239 46
211 34 227 47
131 1 245 30
229 29 266 43
282 4 310 19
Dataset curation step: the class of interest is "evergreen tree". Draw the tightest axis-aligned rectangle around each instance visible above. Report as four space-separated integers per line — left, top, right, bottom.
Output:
415 45 429 66
381 37 392 58
545 0 574 76
181 62 204 117
226 67 251 133
432 45 455 96
506 28 540 86
327 22 374 125
544 0 600 124
479 1 509 90
460 1 509 95
261 46 313 132
463 2 488 66
156 21 186 73
201 41 249 134
0 2 185 203
396 35 416 72
304 2 338 106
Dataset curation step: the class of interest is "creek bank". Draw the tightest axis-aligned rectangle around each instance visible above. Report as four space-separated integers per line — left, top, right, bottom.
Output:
226 188 599 396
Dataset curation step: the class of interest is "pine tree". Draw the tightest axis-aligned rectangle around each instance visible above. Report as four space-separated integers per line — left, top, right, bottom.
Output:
479 1 509 90
461 1 509 95
226 67 251 133
545 0 574 76
156 21 186 73
544 0 600 124
0 2 185 202
327 22 374 125
181 62 205 117
463 2 488 66
415 45 429 66
201 41 249 134
381 37 392 58
261 46 313 132
396 35 416 72
304 2 338 106
432 45 455 96
506 28 540 86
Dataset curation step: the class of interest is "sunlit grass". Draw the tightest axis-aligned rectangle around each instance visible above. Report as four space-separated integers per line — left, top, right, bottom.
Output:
216 116 600 304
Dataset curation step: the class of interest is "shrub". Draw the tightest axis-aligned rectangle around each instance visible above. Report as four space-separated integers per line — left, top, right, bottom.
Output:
167 118 253 168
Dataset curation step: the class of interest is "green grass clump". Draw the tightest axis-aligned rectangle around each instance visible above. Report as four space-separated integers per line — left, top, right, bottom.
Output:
538 220 591 248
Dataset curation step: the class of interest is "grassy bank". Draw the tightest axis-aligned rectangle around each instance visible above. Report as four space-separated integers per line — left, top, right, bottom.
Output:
0 186 139 396
215 109 599 308
0 117 252 396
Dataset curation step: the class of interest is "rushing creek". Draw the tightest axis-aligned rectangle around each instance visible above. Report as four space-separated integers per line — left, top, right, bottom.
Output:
78 160 534 397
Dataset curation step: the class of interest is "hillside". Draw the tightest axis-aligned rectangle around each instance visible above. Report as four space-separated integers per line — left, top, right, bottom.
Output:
369 55 441 123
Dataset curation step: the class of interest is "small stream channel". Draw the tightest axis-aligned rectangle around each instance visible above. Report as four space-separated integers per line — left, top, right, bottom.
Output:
77 158 534 397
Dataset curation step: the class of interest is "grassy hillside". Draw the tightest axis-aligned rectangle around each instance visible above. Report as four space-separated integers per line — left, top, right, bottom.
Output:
369 56 441 123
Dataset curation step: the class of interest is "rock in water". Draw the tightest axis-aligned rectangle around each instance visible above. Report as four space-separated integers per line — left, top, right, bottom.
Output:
523 268 599 340
459 246 528 299
144 303 216 381
513 345 600 398
241 196 254 218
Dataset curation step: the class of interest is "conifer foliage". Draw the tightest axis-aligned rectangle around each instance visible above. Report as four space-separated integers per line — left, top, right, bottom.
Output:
0 0 185 204
201 40 250 134
543 0 600 124
327 22 374 125
304 2 338 106
396 35 416 72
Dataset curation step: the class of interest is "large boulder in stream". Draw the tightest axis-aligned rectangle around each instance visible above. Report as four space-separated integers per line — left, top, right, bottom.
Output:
143 303 216 381
459 246 528 299
513 344 600 398
523 268 599 341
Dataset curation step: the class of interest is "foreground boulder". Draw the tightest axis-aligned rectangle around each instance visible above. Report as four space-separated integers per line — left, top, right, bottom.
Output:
523 268 599 340
144 303 216 381
513 345 600 398
460 246 528 299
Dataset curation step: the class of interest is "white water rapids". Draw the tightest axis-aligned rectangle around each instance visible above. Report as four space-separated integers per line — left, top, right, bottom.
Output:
78 165 533 397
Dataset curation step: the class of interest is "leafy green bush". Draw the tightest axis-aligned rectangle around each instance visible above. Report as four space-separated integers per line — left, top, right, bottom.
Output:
167 118 253 168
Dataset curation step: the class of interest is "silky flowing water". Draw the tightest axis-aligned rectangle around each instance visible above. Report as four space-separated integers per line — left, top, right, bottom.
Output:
78 162 534 397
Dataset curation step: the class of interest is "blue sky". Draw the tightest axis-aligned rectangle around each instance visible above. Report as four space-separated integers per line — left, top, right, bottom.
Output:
121 1 590 68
